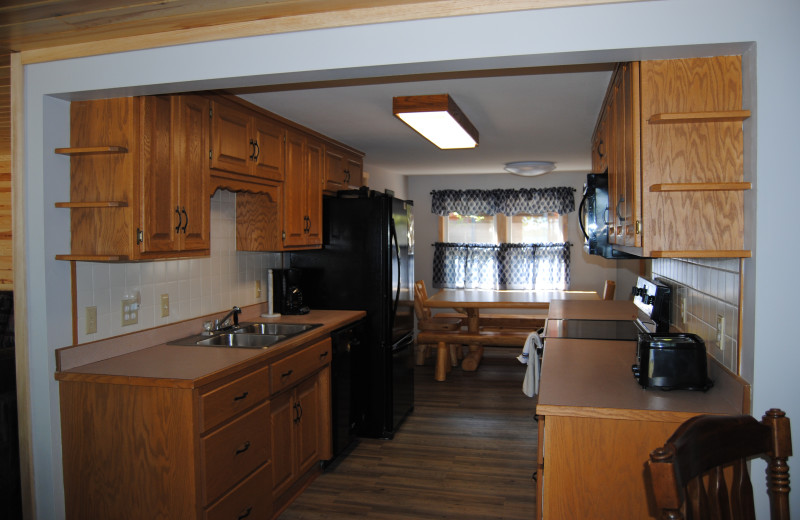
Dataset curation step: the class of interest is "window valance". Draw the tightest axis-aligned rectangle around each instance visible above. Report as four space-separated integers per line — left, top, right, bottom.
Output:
430 187 575 217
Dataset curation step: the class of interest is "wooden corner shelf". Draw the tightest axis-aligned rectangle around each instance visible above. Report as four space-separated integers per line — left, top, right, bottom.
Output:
649 182 752 192
648 110 751 124
55 146 128 155
55 254 129 262
55 201 128 208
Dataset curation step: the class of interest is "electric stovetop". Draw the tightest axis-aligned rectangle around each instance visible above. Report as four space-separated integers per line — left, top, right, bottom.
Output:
544 319 647 341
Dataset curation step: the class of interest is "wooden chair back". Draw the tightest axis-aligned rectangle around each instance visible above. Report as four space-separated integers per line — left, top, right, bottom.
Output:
602 280 616 300
646 408 792 520
414 280 432 321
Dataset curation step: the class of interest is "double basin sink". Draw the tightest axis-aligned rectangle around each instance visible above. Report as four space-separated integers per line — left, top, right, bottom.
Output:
168 322 321 349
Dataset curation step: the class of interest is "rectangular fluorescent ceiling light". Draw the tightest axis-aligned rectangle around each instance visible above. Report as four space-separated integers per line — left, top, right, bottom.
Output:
393 94 479 149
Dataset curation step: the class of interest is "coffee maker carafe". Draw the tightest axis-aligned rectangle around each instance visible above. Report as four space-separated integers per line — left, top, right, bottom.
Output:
272 268 309 315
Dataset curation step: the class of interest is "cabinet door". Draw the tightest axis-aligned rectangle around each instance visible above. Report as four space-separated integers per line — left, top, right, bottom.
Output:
174 95 211 251
620 62 641 248
323 146 347 191
283 129 308 247
295 376 321 477
252 115 286 182
345 154 363 188
305 137 324 246
140 95 180 253
269 390 296 497
210 101 252 176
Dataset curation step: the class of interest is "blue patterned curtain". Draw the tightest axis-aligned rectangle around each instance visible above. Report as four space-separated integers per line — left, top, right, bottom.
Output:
431 187 574 216
433 242 570 290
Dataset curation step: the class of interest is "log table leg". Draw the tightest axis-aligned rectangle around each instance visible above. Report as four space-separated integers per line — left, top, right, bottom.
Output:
462 310 483 372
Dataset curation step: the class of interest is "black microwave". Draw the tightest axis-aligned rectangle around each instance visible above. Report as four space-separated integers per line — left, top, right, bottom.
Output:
579 173 636 259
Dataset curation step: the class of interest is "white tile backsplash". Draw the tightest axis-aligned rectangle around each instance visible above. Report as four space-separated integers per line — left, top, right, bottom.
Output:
76 190 284 344
652 257 742 374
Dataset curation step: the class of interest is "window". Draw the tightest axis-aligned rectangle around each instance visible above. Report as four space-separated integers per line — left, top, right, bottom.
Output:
431 188 574 290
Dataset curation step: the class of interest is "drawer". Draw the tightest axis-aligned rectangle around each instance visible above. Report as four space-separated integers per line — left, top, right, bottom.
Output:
200 366 270 432
204 463 272 520
202 401 270 505
270 338 331 395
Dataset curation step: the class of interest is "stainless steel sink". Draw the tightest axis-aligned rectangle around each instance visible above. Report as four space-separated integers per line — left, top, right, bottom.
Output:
167 322 322 349
232 323 319 336
195 333 287 348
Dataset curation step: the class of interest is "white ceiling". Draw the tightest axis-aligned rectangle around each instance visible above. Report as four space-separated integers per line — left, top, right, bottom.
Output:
238 64 614 177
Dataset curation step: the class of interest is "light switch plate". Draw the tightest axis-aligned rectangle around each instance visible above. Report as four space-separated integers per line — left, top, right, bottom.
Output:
161 294 170 318
85 306 97 335
122 298 138 326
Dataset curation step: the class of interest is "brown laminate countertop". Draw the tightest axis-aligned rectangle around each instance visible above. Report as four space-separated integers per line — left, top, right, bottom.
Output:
547 299 639 320
536 339 748 422
55 309 365 389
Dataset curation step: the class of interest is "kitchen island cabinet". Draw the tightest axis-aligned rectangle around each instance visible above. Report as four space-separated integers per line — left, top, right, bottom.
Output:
535 338 749 519
55 309 362 520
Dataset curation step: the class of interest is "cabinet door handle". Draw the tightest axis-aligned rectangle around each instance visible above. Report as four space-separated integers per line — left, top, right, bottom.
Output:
293 402 300 423
344 168 350 184
174 206 182 233
296 402 303 422
253 140 260 161
181 207 188 233
233 391 249 401
319 351 329 359
282 369 294 379
616 196 627 222
597 139 605 158
235 441 251 455
237 507 253 520
248 139 255 160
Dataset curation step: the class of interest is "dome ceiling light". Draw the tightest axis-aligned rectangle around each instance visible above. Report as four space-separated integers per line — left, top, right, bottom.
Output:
504 161 557 176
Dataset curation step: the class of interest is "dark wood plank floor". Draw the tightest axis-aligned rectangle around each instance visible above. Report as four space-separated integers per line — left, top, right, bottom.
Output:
279 347 539 519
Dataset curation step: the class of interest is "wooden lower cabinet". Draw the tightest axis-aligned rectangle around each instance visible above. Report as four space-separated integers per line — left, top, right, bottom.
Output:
537 414 683 519
59 339 333 520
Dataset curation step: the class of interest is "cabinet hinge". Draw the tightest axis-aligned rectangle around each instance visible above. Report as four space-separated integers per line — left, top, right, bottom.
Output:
209 148 213 159
635 220 642 235
136 228 144 244
282 231 286 240
209 108 213 118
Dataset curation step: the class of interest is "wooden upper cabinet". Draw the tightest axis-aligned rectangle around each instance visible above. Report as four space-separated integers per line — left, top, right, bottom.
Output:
596 56 750 258
324 144 363 193
56 95 211 261
283 130 323 248
210 100 285 183
141 95 211 254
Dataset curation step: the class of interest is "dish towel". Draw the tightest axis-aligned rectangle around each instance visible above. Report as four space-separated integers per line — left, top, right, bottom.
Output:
520 331 542 397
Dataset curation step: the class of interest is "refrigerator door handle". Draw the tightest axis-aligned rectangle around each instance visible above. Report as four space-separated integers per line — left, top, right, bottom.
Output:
389 218 401 331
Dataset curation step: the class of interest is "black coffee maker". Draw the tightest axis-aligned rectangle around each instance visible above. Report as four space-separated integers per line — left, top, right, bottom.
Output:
272 268 309 315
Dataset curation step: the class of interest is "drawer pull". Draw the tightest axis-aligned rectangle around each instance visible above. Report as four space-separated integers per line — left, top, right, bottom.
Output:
235 441 251 455
319 351 329 359
233 391 249 401
281 369 294 379
238 506 253 519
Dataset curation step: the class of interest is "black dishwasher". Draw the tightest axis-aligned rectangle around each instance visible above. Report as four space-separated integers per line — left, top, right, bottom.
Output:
326 318 365 464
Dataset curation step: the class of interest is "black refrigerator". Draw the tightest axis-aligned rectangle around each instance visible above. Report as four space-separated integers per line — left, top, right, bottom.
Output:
290 190 415 439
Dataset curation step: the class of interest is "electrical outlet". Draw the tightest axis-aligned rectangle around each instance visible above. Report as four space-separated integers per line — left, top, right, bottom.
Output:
256 280 262 298
122 298 138 326
716 314 725 349
85 306 97 335
161 294 170 318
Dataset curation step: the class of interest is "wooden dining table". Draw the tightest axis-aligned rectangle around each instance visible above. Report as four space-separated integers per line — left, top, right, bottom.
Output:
423 289 600 371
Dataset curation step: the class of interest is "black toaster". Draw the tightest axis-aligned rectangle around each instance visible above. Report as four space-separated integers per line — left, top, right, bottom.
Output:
632 332 713 391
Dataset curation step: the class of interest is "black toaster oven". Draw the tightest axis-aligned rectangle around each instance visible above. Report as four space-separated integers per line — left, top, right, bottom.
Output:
632 332 713 391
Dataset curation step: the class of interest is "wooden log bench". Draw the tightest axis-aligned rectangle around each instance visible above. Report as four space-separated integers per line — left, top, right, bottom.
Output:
416 329 531 382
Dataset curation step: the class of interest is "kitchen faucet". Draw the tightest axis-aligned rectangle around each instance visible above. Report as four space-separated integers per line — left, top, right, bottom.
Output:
214 306 241 331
